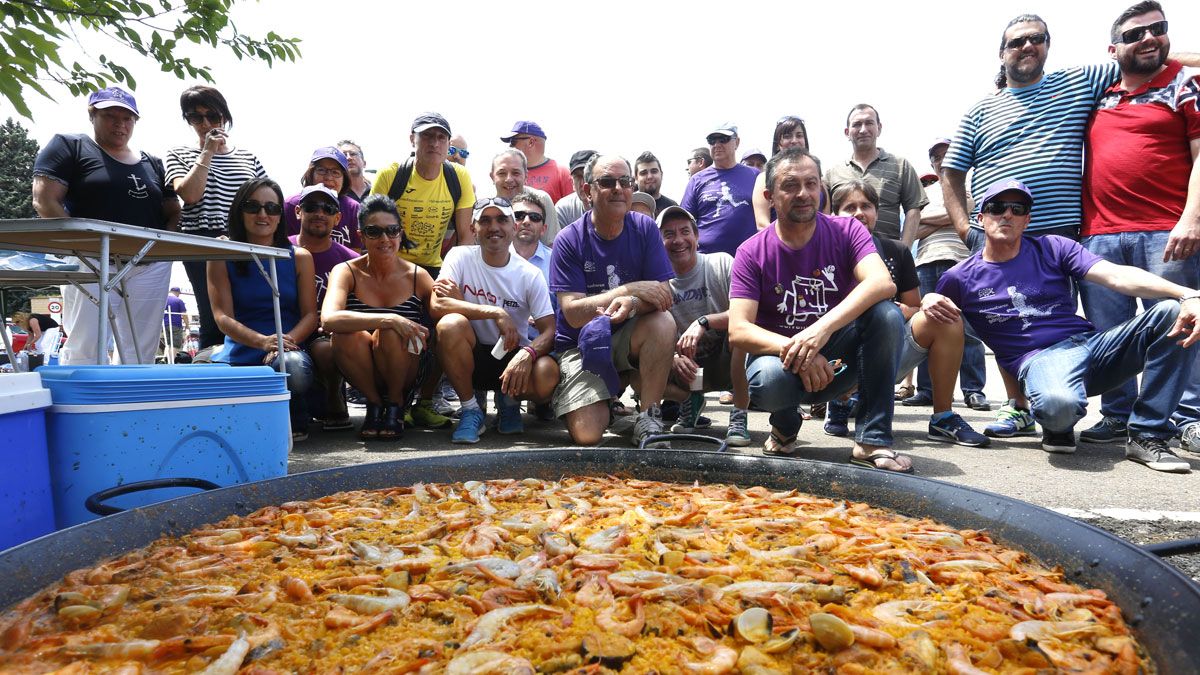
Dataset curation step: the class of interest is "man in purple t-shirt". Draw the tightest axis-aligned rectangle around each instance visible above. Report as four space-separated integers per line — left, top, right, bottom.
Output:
548 154 676 449
728 147 912 473
289 184 359 431
680 123 761 256
937 179 1200 472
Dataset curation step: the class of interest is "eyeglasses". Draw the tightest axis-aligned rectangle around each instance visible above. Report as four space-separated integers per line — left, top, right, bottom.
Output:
341 149 362 159
474 197 512 210
1118 20 1168 44
687 157 705 163
448 146 470 159
362 224 403 239
981 201 1031 216
300 201 339 215
513 210 544 223
184 111 223 125
511 136 533 144
313 166 344 177
240 200 283 216
1004 32 1048 50
707 135 733 146
592 176 635 190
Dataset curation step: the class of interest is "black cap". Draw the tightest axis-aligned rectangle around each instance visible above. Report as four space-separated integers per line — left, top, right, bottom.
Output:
569 149 599 174
411 112 451 135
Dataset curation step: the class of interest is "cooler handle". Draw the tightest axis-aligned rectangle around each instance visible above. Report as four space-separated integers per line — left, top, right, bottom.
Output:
85 478 222 516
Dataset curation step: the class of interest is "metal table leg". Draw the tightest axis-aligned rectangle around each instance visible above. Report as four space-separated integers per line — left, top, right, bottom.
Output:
97 236 110 364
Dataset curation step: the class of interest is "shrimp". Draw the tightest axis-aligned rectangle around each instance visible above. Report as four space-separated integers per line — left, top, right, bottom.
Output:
722 581 847 604
872 600 946 628
324 606 394 632
731 534 812 561
461 523 511 557
440 557 521 579
480 587 534 611
329 588 411 614
60 640 161 659
446 650 535 675
637 582 718 605
197 635 250 675
461 604 560 648
678 564 742 579
515 568 561 602
280 576 314 602
944 643 991 675
463 481 498 515
574 574 614 608
570 554 625 570
313 574 381 591
1009 620 1102 642
849 624 898 649
596 598 645 638
843 563 884 588
538 530 576 557
582 525 629 553
678 637 739 675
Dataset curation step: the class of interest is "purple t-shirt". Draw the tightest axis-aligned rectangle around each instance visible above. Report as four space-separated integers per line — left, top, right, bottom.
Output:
549 210 675 351
729 213 877 336
164 295 187 328
284 193 363 250
288 235 359 309
680 163 761 256
937 235 1101 375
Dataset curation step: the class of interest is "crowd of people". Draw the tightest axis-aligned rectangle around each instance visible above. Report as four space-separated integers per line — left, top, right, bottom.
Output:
26 1 1200 473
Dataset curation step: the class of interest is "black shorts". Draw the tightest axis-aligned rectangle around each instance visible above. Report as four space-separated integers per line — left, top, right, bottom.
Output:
471 342 518 391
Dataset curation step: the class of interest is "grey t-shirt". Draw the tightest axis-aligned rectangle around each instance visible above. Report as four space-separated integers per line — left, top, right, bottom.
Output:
668 252 732 360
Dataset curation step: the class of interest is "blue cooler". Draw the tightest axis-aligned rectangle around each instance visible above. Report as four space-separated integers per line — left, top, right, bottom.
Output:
0 373 55 550
39 364 290 527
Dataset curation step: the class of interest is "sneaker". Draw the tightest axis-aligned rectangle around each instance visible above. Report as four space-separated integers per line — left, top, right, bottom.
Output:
965 392 992 411
291 430 308 443
633 405 669 448
902 391 934 407
762 427 798 457
718 391 735 405
725 408 752 447
824 400 850 437
345 386 367 406
928 412 990 447
660 399 680 422
1126 436 1191 473
1079 416 1128 444
671 392 706 433
496 395 524 435
1041 429 1076 454
451 408 485 444
409 399 452 429
533 402 556 421
1181 424 1200 453
438 377 459 402
985 402 1037 438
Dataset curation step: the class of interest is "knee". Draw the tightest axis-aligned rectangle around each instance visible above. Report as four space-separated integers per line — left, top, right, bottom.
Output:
635 312 676 346
746 355 794 410
864 300 905 336
1148 299 1181 329
1030 388 1083 432
278 350 314 393
436 313 472 339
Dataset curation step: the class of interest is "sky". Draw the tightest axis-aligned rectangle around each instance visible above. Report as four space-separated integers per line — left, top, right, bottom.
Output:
5 0 1200 303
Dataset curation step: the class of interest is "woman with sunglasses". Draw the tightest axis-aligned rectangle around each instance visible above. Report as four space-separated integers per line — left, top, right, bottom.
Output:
321 195 434 441
752 116 830 230
283 146 363 250
207 178 318 442
166 86 267 356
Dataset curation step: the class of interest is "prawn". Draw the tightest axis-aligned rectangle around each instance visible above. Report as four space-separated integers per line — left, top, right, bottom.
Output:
197 635 250 675
677 637 738 675
461 604 560 648
944 643 991 675
843 563 884 588
329 588 411 614
582 525 629 553
595 597 645 638
446 650 535 675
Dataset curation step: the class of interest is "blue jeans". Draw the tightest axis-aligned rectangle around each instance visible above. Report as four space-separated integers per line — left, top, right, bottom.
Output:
268 349 314 429
914 260 986 398
1018 301 1196 438
1080 231 1200 428
747 300 903 446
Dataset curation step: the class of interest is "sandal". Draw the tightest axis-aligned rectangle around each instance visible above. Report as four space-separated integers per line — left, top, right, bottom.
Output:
378 403 404 441
762 428 798 457
323 418 354 431
359 402 383 441
850 448 914 474
894 384 916 401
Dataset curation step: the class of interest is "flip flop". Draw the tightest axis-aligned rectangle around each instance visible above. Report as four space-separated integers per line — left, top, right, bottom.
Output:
850 448 914 474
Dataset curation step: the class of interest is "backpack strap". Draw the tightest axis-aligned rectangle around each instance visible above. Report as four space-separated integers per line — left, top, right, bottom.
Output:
387 157 416 201
442 161 462 243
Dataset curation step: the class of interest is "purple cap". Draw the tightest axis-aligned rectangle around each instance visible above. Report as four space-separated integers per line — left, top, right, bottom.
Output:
169 286 181 293
412 112 451 135
978 178 1034 209
299 184 339 205
928 137 952 154
88 87 139 116
501 121 547 143
578 315 622 398
309 146 349 173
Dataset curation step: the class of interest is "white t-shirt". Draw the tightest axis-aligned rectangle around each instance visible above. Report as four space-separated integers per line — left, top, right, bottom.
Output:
439 245 554 347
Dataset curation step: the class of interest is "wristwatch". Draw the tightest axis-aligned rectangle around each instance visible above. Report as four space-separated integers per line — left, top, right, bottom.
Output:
697 316 710 331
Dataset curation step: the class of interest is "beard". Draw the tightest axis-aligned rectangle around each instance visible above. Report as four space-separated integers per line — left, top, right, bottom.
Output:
1119 42 1168 75
1005 54 1045 85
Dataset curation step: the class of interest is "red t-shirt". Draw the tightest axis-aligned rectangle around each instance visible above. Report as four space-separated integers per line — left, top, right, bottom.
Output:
526 158 574 203
1083 60 1200 236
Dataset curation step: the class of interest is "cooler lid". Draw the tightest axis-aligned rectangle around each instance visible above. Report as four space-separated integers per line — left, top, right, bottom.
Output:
38 365 288 404
0 373 52 415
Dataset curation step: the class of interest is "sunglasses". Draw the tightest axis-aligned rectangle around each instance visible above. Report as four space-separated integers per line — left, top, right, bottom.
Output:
982 201 1031 216
593 176 635 190
707 135 733 146
184 111 223 125
1118 20 1167 45
448 146 470 159
1004 32 1048 50
362 224 403 239
510 136 533 143
240 200 283 216
300 201 339 215
513 210 544 223
474 197 512 210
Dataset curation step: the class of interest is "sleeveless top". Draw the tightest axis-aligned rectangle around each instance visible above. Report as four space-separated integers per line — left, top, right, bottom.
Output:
217 247 301 365
345 263 427 326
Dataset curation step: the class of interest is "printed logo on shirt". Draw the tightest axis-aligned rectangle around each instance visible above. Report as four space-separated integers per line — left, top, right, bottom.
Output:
777 266 838 327
977 287 996 300
606 265 621 289
127 173 149 199
674 287 711 305
584 261 596 273
700 181 749 218
979 285 1060 329
463 283 502 305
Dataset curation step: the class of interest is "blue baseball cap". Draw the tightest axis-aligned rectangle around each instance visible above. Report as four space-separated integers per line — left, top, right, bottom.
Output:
309 146 349 173
501 121 547 143
88 87 139 116
578 315 622 398
978 178 1034 209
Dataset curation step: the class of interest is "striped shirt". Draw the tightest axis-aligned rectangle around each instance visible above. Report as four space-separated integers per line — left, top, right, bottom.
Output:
944 63 1118 233
165 146 267 237
824 149 927 241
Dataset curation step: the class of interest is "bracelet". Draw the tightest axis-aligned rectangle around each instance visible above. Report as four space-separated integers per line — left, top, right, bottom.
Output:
194 161 211 170
1180 291 1200 302
522 345 538 360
